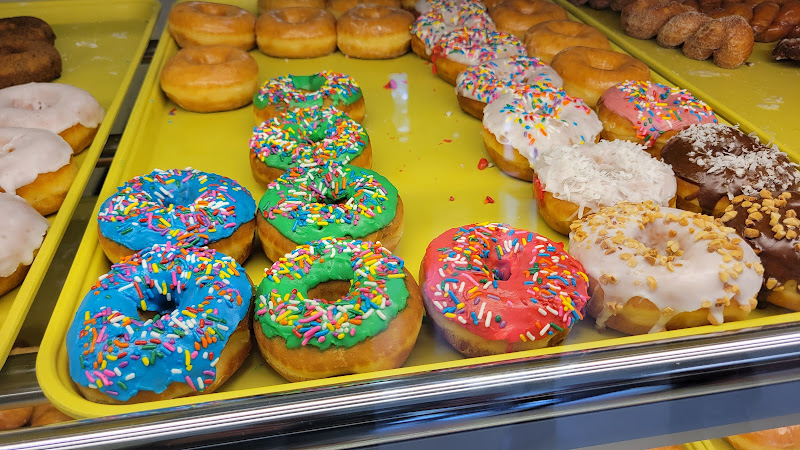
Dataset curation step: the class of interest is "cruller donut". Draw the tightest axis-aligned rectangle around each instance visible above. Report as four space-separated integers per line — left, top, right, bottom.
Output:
254 238 424 381
66 243 254 404
420 223 590 357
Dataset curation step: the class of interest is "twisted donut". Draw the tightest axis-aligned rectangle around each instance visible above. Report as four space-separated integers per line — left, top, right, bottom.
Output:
657 10 711 47
756 0 800 41
622 0 690 39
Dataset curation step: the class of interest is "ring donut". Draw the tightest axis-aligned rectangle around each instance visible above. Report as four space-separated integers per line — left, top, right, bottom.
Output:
255 7 337 58
167 1 256 50
336 5 415 59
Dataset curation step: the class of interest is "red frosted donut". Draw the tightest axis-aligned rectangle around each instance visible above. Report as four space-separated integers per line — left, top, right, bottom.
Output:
420 222 590 357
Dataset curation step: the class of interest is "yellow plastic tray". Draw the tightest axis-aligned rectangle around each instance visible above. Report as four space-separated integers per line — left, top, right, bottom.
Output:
37 0 800 419
0 0 160 370
553 1 799 155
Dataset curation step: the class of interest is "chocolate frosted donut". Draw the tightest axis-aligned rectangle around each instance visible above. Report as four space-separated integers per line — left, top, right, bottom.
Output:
0 16 56 44
661 123 800 216
721 190 800 311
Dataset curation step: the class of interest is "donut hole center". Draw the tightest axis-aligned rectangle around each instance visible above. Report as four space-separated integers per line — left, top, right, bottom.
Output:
291 74 327 94
195 3 235 17
307 280 351 305
277 9 311 24
493 259 513 281
357 6 386 18
189 51 228 66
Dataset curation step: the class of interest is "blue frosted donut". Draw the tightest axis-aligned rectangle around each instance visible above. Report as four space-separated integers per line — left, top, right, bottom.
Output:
97 168 257 264
66 243 253 404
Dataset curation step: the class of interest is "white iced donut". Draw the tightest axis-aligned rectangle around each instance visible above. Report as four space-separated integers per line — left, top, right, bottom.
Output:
0 193 49 296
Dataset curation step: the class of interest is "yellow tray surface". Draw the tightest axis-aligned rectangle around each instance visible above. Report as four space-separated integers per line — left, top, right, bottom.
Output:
553 1 799 155
0 0 160 370
37 0 800 419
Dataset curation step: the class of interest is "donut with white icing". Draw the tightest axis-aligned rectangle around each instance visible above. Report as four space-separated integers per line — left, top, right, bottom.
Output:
454 56 563 119
0 127 77 215
410 0 493 61
0 193 49 296
481 86 602 181
0 82 105 154
534 140 676 234
431 27 524 85
569 201 764 335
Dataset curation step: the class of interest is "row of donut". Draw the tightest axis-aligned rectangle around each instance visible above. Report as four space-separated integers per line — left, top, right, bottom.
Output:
0 77 106 297
0 16 62 89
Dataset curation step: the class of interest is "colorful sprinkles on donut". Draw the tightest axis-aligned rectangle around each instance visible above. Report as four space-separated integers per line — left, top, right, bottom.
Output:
259 162 398 243
253 71 362 111
66 243 252 401
422 223 589 345
456 56 563 103
255 238 409 349
249 106 369 171
411 1 494 51
432 27 525 64
97 168 256 251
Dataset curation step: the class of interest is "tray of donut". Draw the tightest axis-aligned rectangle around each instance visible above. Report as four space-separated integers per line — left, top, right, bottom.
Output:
550 0 800 154
35 0 800 419
0 0 161 371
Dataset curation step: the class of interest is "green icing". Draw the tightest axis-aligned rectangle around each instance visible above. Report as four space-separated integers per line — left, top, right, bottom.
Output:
258 164 398 244
253 72 363 110
255 239 409 349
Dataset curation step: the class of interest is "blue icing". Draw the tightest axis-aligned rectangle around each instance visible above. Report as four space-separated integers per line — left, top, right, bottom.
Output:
97 168 256 252
66 244 252 402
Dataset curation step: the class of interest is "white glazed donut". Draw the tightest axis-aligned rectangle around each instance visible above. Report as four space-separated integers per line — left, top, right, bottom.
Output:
0 193 49 296
0 82 105 154
533 140 677 234
0 127 77 215
481 87 602 181
568 201 764 335
410 0 492 60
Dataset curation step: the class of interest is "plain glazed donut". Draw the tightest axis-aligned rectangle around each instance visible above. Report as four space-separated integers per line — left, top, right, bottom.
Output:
66 243 254 404
756 0 800 42
0 17 55 45
482 87 602 180
160 45 259 113
523 20 611 63
0 39 61 89
0 193 48 296
257 162 403 261
327 0 401 18
250 106 372 185
569 201 764 335
534 140 676 234
550 46 651 108
255 7 337 58
0 127 77 216
420 223 590 357
167 2 256 51
0 407 33 430
490 0 569 39
96 168 257 264
596 80 717 157
253 71 365 124
259 0 326 14
721 190 800 312
0 82 104 155
337 5 415 58
660 123 800 215
432 28 525 85
254 238 424 381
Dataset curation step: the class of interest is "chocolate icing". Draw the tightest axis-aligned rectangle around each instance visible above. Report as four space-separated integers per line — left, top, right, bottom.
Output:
661 123 800 214
722 191 800 288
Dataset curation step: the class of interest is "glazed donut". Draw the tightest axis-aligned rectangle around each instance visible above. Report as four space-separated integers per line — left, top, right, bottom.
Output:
756 0 800 42
774 36 800 60
410 2 494 61
569 201 764 335
257 162 403 261
253 71 365 124
0 407 33 430
596 80 717 157
534 140 676 234
337 5 415 59
255 7 337 58
327 0 401 18
0 39 61 90
0 82 104 155
0 17 56 45
160 45 259 113
66 243 253 404
523 20 611 64
254 238 424 381
751 1 781 36
455 56 563 119
725 425 800 450
420 223 589 356
250 106 372 185
657 10 712 47
29 404 72 427
660 123 800 215
721 190 800 311
0 127 77 216
482 87 602 180
621 0 691 39
167 2 256 51
490 0 569 40
432 28 525 85
259 0 326 14
96 168 257 264
550 46 651 109
0 193 48 297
